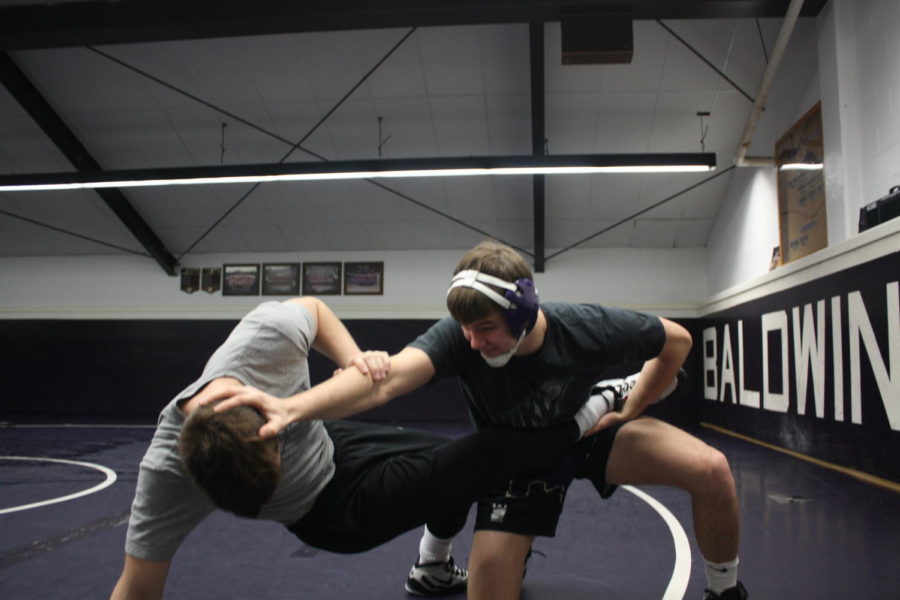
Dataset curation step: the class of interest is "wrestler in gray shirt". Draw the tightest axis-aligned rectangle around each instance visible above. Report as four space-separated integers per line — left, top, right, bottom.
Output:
114 296 603 599
125 301 334 561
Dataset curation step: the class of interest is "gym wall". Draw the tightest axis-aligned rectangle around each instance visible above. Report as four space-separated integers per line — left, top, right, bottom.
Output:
0 317 462 423
698 220 899 482
0 246 707 427
0 311 704 428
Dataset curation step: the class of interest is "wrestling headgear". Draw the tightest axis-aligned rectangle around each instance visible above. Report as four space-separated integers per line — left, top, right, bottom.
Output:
447 270 540 340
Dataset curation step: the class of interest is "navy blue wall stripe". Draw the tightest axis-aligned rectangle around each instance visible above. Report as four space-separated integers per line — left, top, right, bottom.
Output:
0 316 701 429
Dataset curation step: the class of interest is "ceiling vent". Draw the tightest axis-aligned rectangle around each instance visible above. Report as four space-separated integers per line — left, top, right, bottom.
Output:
561 12 633 64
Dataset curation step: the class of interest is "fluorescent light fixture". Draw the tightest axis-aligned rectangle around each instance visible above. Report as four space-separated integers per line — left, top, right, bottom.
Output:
779 163 824 171
0 153 716 192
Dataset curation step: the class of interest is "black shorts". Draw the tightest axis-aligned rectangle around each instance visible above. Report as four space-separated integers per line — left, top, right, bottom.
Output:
288 420 582 553
288 420 464 553
474 422 624 538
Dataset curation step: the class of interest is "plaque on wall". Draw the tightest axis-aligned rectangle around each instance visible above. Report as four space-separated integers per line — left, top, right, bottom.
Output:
775 102 827 265
201 268 221 294
180 268 200 294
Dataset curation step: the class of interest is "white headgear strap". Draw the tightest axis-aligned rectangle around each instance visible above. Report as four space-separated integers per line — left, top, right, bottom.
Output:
447 270 515 308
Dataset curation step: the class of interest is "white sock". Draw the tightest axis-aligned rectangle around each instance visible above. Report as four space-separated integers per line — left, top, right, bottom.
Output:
704 557 739 593
418 526 452 564
574 389 615 436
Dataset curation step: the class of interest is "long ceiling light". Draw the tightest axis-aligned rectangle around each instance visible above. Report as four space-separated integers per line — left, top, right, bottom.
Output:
0 153 716 192
778 163 824 171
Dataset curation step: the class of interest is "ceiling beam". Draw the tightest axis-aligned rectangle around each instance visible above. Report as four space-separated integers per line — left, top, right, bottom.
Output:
0 52 178 275
0 0 829 50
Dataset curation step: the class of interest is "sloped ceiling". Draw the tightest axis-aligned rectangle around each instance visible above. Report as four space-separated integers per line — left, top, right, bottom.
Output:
0 0 827 272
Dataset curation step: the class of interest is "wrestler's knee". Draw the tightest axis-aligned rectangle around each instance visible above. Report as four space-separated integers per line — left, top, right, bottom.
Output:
696 445 736 498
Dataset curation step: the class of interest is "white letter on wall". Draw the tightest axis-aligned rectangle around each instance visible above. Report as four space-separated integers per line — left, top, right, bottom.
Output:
703 327 718 400
762 310 790 413
720 324 737 404
848 282 900 430
738 320 760 408
792 301 826 417
832 296 844 422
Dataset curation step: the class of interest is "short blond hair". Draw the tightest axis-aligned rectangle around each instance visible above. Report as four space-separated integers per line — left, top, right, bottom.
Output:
447 240 533 324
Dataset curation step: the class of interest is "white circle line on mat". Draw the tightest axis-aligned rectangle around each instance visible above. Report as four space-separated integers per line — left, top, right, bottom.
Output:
0 455 118 515
623 485 692 600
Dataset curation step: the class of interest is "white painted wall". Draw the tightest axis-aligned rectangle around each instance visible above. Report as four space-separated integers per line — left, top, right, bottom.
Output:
706 167 780 294
707 0 900 296
820 0 900 243
702 215 899 316
0 247 707 319
706 17 821 295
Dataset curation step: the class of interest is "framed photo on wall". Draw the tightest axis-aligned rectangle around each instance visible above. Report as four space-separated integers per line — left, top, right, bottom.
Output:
302 262 342 295
344 261 384 295
262 263 301 296
222 264 261 296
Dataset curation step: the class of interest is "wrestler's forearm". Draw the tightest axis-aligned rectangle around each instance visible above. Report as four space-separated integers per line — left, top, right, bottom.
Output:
286 347 436 422
285 367 387 421
621 318 691 419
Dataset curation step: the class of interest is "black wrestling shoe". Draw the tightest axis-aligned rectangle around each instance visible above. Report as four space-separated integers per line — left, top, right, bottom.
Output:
405 556 467 596
590 368 687 411
703 581 748 600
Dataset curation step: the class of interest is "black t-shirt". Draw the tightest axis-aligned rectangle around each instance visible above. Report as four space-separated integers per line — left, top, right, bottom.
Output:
409 302 666 429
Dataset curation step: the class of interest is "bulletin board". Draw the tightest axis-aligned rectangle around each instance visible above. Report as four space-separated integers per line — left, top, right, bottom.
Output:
775 102 827 265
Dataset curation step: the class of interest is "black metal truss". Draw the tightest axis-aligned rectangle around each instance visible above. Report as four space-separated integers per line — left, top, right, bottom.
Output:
0 52 178 275
0 0 829 51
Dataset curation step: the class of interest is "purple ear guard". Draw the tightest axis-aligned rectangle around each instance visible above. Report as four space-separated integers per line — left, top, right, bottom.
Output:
448 270 540 338
504 277 539 337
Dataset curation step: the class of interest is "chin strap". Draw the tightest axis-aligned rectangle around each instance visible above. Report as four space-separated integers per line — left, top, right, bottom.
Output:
481 329 527 368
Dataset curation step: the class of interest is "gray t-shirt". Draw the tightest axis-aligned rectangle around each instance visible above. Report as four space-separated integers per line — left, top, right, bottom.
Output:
124 301 336 561
409 302 665 429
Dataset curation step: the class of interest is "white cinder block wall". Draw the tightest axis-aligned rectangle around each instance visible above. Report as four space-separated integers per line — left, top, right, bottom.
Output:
821 0 900 241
